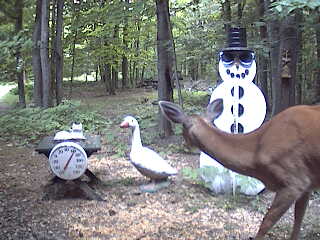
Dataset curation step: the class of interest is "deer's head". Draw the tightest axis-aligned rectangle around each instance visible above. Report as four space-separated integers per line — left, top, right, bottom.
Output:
159 99 224 147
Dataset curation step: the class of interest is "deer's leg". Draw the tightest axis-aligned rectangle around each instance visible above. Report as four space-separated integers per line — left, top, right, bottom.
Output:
254 188 301 240
289 191 310 240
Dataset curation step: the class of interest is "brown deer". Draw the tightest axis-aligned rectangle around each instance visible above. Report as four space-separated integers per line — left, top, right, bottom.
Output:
159 98 320 240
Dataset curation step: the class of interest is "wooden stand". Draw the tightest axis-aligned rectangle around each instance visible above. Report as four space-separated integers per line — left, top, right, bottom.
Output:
36 135 104 201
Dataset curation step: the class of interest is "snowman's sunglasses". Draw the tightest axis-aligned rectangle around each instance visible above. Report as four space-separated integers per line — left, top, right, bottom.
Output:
219 51 255 67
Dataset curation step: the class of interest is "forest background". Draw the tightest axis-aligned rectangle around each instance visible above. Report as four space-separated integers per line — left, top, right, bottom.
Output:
0 0 320 143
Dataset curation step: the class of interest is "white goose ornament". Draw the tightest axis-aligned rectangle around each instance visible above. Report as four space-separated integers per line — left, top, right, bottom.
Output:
120 116 177 189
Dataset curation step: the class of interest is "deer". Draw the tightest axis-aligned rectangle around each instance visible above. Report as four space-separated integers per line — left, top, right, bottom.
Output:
159 98 320 240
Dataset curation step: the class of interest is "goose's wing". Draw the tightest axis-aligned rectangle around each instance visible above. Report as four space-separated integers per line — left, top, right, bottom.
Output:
130 147 177 175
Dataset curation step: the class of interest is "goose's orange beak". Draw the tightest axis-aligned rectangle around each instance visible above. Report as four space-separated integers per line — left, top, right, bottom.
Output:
120 121 129 128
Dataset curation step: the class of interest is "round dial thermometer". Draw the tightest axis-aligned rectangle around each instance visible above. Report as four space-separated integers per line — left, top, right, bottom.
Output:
49 142 88 180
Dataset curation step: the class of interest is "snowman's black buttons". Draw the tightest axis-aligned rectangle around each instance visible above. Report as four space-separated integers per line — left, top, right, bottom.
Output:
231 86 244 98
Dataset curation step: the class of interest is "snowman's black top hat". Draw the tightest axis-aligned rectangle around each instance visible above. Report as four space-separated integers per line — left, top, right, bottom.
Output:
221 27 253 52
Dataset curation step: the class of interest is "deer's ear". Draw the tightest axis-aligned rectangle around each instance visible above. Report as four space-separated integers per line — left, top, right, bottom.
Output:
159 101 187 124
206 98 223 122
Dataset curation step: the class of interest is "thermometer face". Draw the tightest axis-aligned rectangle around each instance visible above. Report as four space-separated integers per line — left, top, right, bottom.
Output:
49 142 88 180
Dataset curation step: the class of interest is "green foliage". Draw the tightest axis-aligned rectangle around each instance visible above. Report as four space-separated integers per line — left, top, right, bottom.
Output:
182 166 232 191
120 177 135 186
250 196 267 214
102 132 128 158
171 0 223 76
0 25 32 83
0 100 109 145
235 174 263 190
175 90 210 114
182 167 200 181
181 167 211 188
166 143 187 154
271 0 320 15
9 82 33 99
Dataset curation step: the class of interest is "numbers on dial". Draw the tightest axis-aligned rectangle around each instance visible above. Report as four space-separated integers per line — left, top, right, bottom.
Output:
49 142 88 180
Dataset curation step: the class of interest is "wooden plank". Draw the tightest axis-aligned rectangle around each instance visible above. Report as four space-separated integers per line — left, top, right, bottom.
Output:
35 135 101 158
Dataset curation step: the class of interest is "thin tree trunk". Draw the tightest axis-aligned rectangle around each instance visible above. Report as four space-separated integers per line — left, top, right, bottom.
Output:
266 0 280 116
55 0 64 105
111 67 117 95
32 0 42 107
70 29 77 96
122 55 128 88
171 32 183 108
104 63 112 94
50 0 57 104
95 65 99 82
132 21 141 87
129 59 133 86
140 66 145 81
111 25 119 93
40 0 51 108
313 13 320 103
156 0 174 137
223 0 231 34
237 0 246 21
121 0 129 89
257 0 270 112
15 0 26 108
295 12 303 105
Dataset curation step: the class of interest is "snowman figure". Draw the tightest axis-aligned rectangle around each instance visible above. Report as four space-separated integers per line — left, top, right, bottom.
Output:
199 28 266 195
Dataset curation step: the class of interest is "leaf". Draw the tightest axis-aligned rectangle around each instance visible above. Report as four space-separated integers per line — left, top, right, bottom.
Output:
275 5 283 13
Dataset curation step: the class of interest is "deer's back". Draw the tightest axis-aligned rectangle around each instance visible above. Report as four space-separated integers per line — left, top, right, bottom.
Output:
253 105 320 190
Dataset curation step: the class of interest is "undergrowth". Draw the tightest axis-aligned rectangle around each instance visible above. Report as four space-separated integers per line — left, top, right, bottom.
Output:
0 100 109 145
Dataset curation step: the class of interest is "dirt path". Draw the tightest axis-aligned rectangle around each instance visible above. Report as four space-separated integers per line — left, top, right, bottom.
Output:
0 85 14 115
0 102 12 115
1 137 319 240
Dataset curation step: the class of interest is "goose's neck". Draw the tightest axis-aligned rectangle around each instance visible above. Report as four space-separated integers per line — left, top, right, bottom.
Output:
131 125 143 150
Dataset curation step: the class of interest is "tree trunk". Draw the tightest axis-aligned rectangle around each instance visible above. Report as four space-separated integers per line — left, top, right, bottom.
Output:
111 66 117 95
171 30 183 108
223 0 231 34
111 25 119 94
295 11 303 105
156 0 174 137
190 59 198 81
40 0 51 108
15 0 26 108
266 0 280 116
122 55 128 88
50 0 57 104
129 59 133 86
313 13 320 103
55 0 64 105
121 0 129 89
237 0 246 21
99 64 105 83
273 13 300 114
257 0 270 112
70 29 77 96
32 0 42 107
130 22 141 87
103 63 112 95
